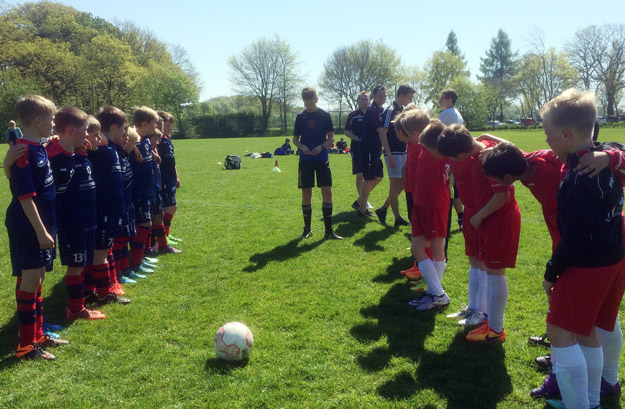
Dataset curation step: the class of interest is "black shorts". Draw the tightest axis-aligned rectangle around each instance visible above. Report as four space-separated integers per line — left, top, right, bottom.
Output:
151 192 163 215
298 160 332 189
161 184 177 208
6 216 55 276
350 147 362 175
134 197 152 225
359 148 384 180
59 227 95 267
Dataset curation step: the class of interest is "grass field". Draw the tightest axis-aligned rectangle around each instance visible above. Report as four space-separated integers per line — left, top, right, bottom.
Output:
1 129 625 408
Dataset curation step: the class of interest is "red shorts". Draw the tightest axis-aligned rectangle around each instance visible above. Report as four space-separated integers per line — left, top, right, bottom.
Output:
411 205 448 240
547 257 625 336
477 206 521 269
462 207 479 257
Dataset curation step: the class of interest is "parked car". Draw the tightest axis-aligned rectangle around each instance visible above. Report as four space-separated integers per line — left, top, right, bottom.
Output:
521 118 535 126
597 116 607 123
487 120 501 127
507 120 522 125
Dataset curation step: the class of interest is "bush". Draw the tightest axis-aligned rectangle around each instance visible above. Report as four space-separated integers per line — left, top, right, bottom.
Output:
192 113 256 138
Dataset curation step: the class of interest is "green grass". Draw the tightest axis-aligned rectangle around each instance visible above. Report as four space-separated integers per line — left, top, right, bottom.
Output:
1 129 625 408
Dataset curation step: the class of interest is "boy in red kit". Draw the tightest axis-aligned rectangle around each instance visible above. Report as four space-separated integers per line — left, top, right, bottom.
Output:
438 130 488 326
6 95 61 360
48 109 106 321
403 117 453 311
537 89 625 409
437 124 521 341
481 142 563 252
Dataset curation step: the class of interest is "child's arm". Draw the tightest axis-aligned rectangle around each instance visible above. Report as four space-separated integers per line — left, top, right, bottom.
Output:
470 191 509 229
311 132 334 156
175 165 180 188
475 134 510 144
3 144 27 179
344 130 358 141
19 197 55 249
378 127 394 168
293 134 311 155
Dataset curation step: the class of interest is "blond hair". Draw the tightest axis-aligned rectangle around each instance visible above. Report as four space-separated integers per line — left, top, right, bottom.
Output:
15 94 56 127
133 106 159 127
87 115 101 133
393 106 430 135
539 88 597 136
126 126 140 146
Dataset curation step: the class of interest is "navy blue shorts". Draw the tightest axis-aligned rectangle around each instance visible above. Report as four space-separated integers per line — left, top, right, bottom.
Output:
350 147 362 175
6 216 55 276
151 192 163 215
95 214 122 249
134 197 152 225
120 208 136 238
58 227 95 267
298 160 332 189
161 184 177 208
359 148 384 180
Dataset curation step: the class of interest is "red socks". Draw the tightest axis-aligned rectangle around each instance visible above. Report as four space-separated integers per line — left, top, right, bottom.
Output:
164 212 174 236
66 273 84 313
152 224 167 249
130 225 150 268
16 289 37 348
91 263 111 298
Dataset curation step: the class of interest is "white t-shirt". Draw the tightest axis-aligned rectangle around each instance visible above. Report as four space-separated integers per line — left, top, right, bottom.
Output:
438 107 464 126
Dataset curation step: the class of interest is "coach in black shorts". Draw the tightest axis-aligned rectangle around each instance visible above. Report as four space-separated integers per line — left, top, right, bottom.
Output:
293 87 342 240
345 91 370 210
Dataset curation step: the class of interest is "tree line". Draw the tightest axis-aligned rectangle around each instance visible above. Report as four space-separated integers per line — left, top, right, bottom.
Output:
0 1 200 136
229 26 625 132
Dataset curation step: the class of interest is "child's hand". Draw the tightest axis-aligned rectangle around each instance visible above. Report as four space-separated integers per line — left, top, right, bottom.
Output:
574 151 609 177
176 178 181 188
37 230 55 250
133 146 143 162
4 144 27 167
470 214 483 229
542 278 554 301
310 145 322 156
300 145 312 155
387 155 396 168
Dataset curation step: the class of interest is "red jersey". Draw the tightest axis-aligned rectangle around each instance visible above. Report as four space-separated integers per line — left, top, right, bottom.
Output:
414 148 450 208
606 148 625 184
472 139 516 217
522 149 563 249
404 141 422 194
449 156 477 209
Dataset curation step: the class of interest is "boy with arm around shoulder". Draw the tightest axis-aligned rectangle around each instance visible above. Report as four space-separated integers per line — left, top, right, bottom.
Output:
540 89 625 409
7 94 59 360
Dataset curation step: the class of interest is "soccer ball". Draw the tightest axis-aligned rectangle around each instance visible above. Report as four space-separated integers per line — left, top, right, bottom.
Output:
214 322 254 361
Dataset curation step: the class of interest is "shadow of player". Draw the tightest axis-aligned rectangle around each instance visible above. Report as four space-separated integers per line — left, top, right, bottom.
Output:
244 238 324 272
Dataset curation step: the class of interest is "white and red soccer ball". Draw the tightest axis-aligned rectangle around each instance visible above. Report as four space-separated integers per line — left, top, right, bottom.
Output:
214 322 254 361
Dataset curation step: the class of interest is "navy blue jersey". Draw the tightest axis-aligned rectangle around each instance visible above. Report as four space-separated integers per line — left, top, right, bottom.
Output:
382 101 405 154
7 139 56 236
345 109 366 151
361 101 384 154
153 160 162 194
88 139 125 226
116 145 133 212
293 108 333 162
130 137 155 199
73 152 97 231
158 136 177 187
545 143 625 282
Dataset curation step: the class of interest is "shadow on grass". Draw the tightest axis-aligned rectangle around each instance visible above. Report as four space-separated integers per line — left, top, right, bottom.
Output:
204 357 249 374
351 283 436 370
352 279 511 407
353 226 397 252
244 238 324 272
332 211 369 239
372 256 415 284
0 277 69 369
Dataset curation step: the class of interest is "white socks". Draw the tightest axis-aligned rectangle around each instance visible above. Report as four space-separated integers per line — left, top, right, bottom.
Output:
467 267 480 311
580 345 603 408
433 260 446 283
597 316 623 385
487 275 508 333
553 344 589 409
418 259 444 296
479 269 488 314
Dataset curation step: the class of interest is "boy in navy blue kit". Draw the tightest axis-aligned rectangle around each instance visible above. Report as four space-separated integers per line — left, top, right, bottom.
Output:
539 89 625 409
47 108 106 321
345 91 370 210
129 107 159 269
293 87 341 240
86 106 131 305
157 111 182 244
6 94 60 360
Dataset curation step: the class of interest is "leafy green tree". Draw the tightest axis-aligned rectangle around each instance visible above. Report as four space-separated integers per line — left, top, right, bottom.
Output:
397 65 427 107
448 77 489 130
319 40 401 110
228 37 299 133
445 30 463 58
479 29 517 120
423 50 470 107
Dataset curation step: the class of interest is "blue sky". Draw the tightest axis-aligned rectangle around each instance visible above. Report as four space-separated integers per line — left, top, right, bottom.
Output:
31 0 625 106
